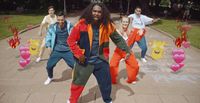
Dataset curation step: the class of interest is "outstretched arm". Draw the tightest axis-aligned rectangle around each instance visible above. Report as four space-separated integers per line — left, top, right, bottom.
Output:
110 30 130 54
143 15 160 25
38 23 45 36
152 18 160 23
38 16 47 36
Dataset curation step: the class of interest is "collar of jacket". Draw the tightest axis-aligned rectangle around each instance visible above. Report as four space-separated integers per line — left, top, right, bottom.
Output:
79 19 115 49
52 20 72 34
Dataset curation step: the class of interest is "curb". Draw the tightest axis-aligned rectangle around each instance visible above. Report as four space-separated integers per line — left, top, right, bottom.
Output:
150 26 200 52
19 24 40 34
150 26 176 40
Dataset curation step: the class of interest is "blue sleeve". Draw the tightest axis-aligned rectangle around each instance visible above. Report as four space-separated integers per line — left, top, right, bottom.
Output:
68 21 74 35
45 25 53 48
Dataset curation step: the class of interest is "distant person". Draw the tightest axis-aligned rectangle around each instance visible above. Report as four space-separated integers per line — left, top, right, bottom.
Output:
183 1 193 21
36 6 57 62
128 6 160 63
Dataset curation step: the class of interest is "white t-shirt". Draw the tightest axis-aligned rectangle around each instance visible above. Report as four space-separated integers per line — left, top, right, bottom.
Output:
128 14 153 29
41 15 57 29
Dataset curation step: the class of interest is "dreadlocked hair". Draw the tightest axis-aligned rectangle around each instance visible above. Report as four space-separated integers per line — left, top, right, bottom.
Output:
80 3 113 27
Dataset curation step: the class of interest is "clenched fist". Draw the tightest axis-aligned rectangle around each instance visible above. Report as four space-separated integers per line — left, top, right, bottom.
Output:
78 55 86 64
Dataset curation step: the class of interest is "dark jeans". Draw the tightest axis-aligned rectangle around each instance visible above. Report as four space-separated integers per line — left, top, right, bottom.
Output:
46 50 75 78
131 36 147 58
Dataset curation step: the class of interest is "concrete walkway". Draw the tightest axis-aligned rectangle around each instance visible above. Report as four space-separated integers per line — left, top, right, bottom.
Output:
0 14 200 103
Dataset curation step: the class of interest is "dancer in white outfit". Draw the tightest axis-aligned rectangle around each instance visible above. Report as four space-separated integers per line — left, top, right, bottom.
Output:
36 6 57 62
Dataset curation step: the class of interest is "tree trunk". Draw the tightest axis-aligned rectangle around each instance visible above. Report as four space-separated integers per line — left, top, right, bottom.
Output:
139 0 151 15
64 0 67 15
126 0 130 14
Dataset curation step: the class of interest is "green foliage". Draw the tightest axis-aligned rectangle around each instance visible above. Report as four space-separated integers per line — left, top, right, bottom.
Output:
0 14 44 40
152 19 200 49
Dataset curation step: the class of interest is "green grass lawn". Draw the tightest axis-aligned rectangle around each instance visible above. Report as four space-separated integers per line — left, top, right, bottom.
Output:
0 15 44 40
152 19 200 49
1 15 200 49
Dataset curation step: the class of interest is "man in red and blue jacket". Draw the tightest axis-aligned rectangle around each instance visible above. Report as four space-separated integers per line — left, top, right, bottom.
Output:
67 3 130 103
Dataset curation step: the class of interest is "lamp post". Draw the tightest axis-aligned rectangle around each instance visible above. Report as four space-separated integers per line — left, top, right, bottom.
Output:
126 0 130 15
64 0 67 15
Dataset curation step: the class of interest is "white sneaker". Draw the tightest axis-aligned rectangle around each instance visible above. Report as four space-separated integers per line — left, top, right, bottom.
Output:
120 58 125 62
36 57 41 62
132 81 137 85
141 58 147 63
44 77 52 85
67 100 70 103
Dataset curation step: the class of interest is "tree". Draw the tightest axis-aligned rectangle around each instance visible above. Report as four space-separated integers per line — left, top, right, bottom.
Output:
138 0 151 15
64 0 66 15
126 0 130 14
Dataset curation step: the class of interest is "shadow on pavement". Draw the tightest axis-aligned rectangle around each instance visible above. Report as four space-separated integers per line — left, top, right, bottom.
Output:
111 69 135 101
53 69 72 82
